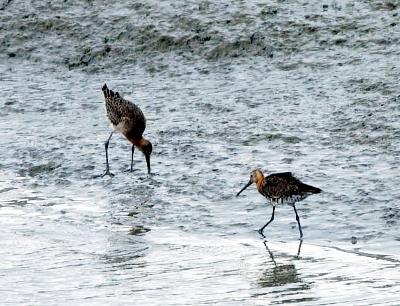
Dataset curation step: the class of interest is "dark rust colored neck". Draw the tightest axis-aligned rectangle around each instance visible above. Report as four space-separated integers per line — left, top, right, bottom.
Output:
253 170 265 192
130 137 148 152
256 177 265 193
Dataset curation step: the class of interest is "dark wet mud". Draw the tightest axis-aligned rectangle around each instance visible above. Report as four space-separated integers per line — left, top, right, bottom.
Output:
1 0 400 304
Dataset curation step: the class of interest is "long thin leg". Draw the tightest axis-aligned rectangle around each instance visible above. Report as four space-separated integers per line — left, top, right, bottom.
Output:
102 131 114 177
123 145 135 173
297 239 303 257
258 206 275 236
293 204 303 240
129 145 134 172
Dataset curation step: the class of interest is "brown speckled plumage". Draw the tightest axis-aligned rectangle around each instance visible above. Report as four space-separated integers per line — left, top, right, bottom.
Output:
258 171 321 205
237 169 321 239
102 84 146 140
100 83 152 176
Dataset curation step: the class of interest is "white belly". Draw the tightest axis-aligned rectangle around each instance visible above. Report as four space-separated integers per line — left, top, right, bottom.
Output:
268 194 310 206
112 122 125 133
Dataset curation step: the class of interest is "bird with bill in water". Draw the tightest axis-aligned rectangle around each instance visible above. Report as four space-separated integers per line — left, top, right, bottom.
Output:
101 84 152 176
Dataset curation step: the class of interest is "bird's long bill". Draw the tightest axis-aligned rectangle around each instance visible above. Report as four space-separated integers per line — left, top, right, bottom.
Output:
236 180 252 197
145 154 151 174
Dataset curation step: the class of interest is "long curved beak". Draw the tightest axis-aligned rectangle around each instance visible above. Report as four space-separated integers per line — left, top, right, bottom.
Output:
145 154 151 174
236 180 252 197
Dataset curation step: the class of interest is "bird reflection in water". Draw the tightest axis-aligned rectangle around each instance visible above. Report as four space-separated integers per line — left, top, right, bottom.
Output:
257 240 306 288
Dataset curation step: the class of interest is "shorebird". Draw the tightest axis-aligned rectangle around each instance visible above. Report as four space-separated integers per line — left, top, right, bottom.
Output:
236 169 321 239
101 84 152 176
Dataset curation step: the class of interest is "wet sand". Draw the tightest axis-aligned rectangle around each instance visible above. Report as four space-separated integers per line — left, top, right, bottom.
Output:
1 0 400 304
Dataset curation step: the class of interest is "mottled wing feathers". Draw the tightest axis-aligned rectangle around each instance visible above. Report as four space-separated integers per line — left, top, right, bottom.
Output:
102 84 146 139
102 85 122 126
263 173 298 199
269 172 293 178
263 172 320 200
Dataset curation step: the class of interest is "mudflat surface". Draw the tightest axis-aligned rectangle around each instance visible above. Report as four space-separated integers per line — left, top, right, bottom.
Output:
1 0 400 304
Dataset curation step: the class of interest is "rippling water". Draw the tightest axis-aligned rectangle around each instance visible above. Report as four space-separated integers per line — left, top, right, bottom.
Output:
1 0 400 305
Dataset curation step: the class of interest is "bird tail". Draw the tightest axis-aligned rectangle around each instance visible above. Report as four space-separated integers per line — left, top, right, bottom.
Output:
299 182 321 194
102 83 111 98
102 83 120 99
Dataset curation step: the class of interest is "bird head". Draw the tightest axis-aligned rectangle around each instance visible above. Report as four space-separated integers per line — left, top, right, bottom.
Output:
236 169 264 196
136 138 152 174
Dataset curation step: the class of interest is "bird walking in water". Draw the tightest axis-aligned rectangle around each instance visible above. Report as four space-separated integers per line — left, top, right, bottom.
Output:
101 84 152 177
236 169 321 239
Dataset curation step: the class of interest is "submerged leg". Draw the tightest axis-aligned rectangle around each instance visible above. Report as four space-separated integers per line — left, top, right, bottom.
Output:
293 204 303 239
297 239 303 257
102 131 114 177
262 240 277 267
123 145 135 173
129 145 135 172
258 206 275 236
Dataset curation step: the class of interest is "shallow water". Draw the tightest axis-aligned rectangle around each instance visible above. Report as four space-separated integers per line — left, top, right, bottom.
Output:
1 0 400 305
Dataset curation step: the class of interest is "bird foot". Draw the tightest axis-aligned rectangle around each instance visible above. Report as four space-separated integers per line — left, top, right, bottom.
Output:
101 169 115 177
123 168 136 173
258 229 266 237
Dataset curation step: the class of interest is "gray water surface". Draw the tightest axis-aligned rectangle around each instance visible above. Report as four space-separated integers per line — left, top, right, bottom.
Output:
1 0 400 305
